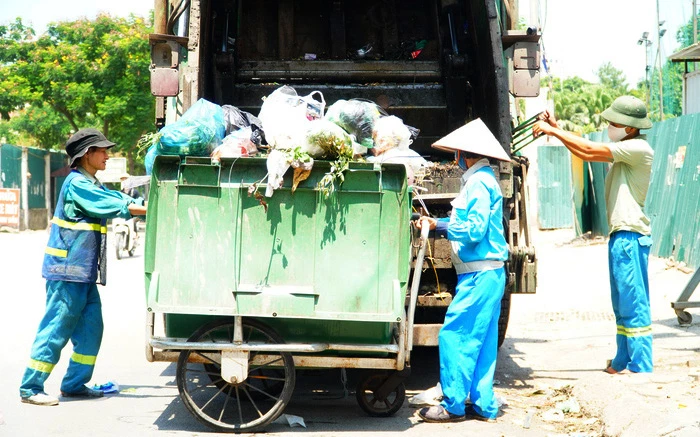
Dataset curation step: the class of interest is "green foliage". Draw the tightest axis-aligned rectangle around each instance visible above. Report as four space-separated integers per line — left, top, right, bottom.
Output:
543 63 627 134
0 14 155 171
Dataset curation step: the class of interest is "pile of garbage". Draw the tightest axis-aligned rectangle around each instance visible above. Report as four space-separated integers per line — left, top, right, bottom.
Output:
143 85 431 197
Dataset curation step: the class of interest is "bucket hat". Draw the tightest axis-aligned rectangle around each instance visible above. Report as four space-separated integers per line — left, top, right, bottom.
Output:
66 128 116 167
432 118 510 162
601 96 652 130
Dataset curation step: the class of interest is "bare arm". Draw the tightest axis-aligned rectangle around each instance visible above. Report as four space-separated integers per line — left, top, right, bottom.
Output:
532 111 613 163
128 202 148 216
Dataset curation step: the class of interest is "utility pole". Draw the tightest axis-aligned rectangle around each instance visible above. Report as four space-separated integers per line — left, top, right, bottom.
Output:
694 0 698 44
656 0 665 120
638 32 652 109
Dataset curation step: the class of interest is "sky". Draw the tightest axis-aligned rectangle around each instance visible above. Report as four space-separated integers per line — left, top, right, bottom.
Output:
0 0 696 88
521 0 695 86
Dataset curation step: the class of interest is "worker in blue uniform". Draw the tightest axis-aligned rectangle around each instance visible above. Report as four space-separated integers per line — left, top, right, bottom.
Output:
417 119 510 423
533 96 654 373
19 128 147 406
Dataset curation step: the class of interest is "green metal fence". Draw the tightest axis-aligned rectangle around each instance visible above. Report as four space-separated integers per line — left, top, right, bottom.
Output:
571 114 700 269
536 145 574 229
645 114 700 269
0 144 69 229
0 144 22 189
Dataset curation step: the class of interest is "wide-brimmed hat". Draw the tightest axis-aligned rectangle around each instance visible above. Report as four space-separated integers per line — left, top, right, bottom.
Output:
601 96 652 130
432 118 510 162
66 128 116 167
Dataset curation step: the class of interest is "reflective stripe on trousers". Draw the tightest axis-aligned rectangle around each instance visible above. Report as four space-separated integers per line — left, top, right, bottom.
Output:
439 267 505 418
20 280 103 398
609 231 653 373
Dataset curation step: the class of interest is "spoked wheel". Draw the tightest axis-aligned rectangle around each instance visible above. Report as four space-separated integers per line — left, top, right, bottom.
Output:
115 233 124 260
356 371 406 417
176 318 296 433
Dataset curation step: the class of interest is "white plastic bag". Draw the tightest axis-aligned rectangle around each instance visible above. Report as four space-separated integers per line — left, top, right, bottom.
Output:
408 383 443 406
258 86 309 150
372 115 412 153
367 148 432 186
265 149 292 197
212 127 258 160
301 119 354 159
258 86 326 150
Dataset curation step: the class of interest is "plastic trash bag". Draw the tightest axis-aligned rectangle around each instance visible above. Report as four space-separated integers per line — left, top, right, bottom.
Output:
222 105 263 136
372 115 413 154
367 147 432 186
301 119 354 159
157 99 226 156
266 149 292 197
258 86 325 150
212 127 259 160
408 383 443 407
325 99 383 149
144 144 158 175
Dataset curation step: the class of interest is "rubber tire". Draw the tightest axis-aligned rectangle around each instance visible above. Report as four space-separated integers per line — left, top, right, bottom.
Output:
677 310 693 326
497 287 511 348
176 318 295 433
356 371 406 417
115 233 124 260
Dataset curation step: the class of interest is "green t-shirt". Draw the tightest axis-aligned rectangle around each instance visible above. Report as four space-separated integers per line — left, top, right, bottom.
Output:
604 135 654 236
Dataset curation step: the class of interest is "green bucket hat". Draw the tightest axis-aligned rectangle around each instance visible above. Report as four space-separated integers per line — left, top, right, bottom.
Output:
601 96 652 130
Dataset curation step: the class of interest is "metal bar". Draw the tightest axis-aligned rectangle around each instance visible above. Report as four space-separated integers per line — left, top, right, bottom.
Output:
672 301 700 309
671 267 700 310
152 350 400 369
407 219 431 357
512 135 538 154
512 111 543 134
150 337 400 354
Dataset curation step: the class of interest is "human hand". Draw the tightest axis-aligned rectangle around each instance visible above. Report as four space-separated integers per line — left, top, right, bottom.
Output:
538 110 559 128
414 216 437 230
532 120 555 138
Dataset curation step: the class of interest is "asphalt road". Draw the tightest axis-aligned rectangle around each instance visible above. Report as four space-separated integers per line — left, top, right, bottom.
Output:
1 228 698 437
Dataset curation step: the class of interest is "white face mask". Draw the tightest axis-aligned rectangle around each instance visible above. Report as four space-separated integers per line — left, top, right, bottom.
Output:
607 125 628 142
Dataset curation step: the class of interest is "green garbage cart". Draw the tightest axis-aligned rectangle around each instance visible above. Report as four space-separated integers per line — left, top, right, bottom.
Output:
144 156 431 433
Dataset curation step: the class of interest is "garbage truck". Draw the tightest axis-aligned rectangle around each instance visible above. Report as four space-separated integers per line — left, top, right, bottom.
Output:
145 1 539 429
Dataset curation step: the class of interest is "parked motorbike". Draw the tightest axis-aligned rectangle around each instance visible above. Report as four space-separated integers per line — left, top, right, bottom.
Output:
113 217 138 259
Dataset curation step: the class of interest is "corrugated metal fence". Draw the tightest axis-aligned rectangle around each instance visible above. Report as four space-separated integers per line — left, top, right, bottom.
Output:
537 113 700 269
0 144 68 230
645 114 700 269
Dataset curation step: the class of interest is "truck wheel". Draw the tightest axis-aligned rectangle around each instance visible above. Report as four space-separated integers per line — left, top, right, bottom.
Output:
497 288 511 348
176 318 295 433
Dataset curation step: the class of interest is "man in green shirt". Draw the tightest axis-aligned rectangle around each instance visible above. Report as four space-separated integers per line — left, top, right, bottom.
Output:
533 96 654 373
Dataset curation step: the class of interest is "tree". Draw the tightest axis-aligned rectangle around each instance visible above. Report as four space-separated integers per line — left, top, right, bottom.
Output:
0 14 154 172
542 64 626 134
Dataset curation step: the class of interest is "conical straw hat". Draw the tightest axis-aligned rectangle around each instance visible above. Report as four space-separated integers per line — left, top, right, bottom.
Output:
432 118 510 162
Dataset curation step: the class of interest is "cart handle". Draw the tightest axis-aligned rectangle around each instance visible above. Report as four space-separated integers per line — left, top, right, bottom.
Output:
406 218 431 357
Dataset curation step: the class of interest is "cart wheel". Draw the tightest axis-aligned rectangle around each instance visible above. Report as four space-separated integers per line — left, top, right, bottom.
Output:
355 371 406 417
115 233 124 260
176 318 295 433
677 310 693 326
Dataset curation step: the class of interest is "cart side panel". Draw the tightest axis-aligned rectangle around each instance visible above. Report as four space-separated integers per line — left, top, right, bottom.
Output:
145 157 411 323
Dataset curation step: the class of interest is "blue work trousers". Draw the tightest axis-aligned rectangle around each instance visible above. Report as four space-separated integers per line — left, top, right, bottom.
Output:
608 231 653 373
20 280 104 397
439 267 505 419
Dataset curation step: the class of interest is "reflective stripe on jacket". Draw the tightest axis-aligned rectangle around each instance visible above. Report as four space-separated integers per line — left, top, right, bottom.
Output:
42 171 107 284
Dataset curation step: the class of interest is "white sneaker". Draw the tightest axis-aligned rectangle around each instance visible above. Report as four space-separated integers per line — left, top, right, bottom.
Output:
21 392 59 406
